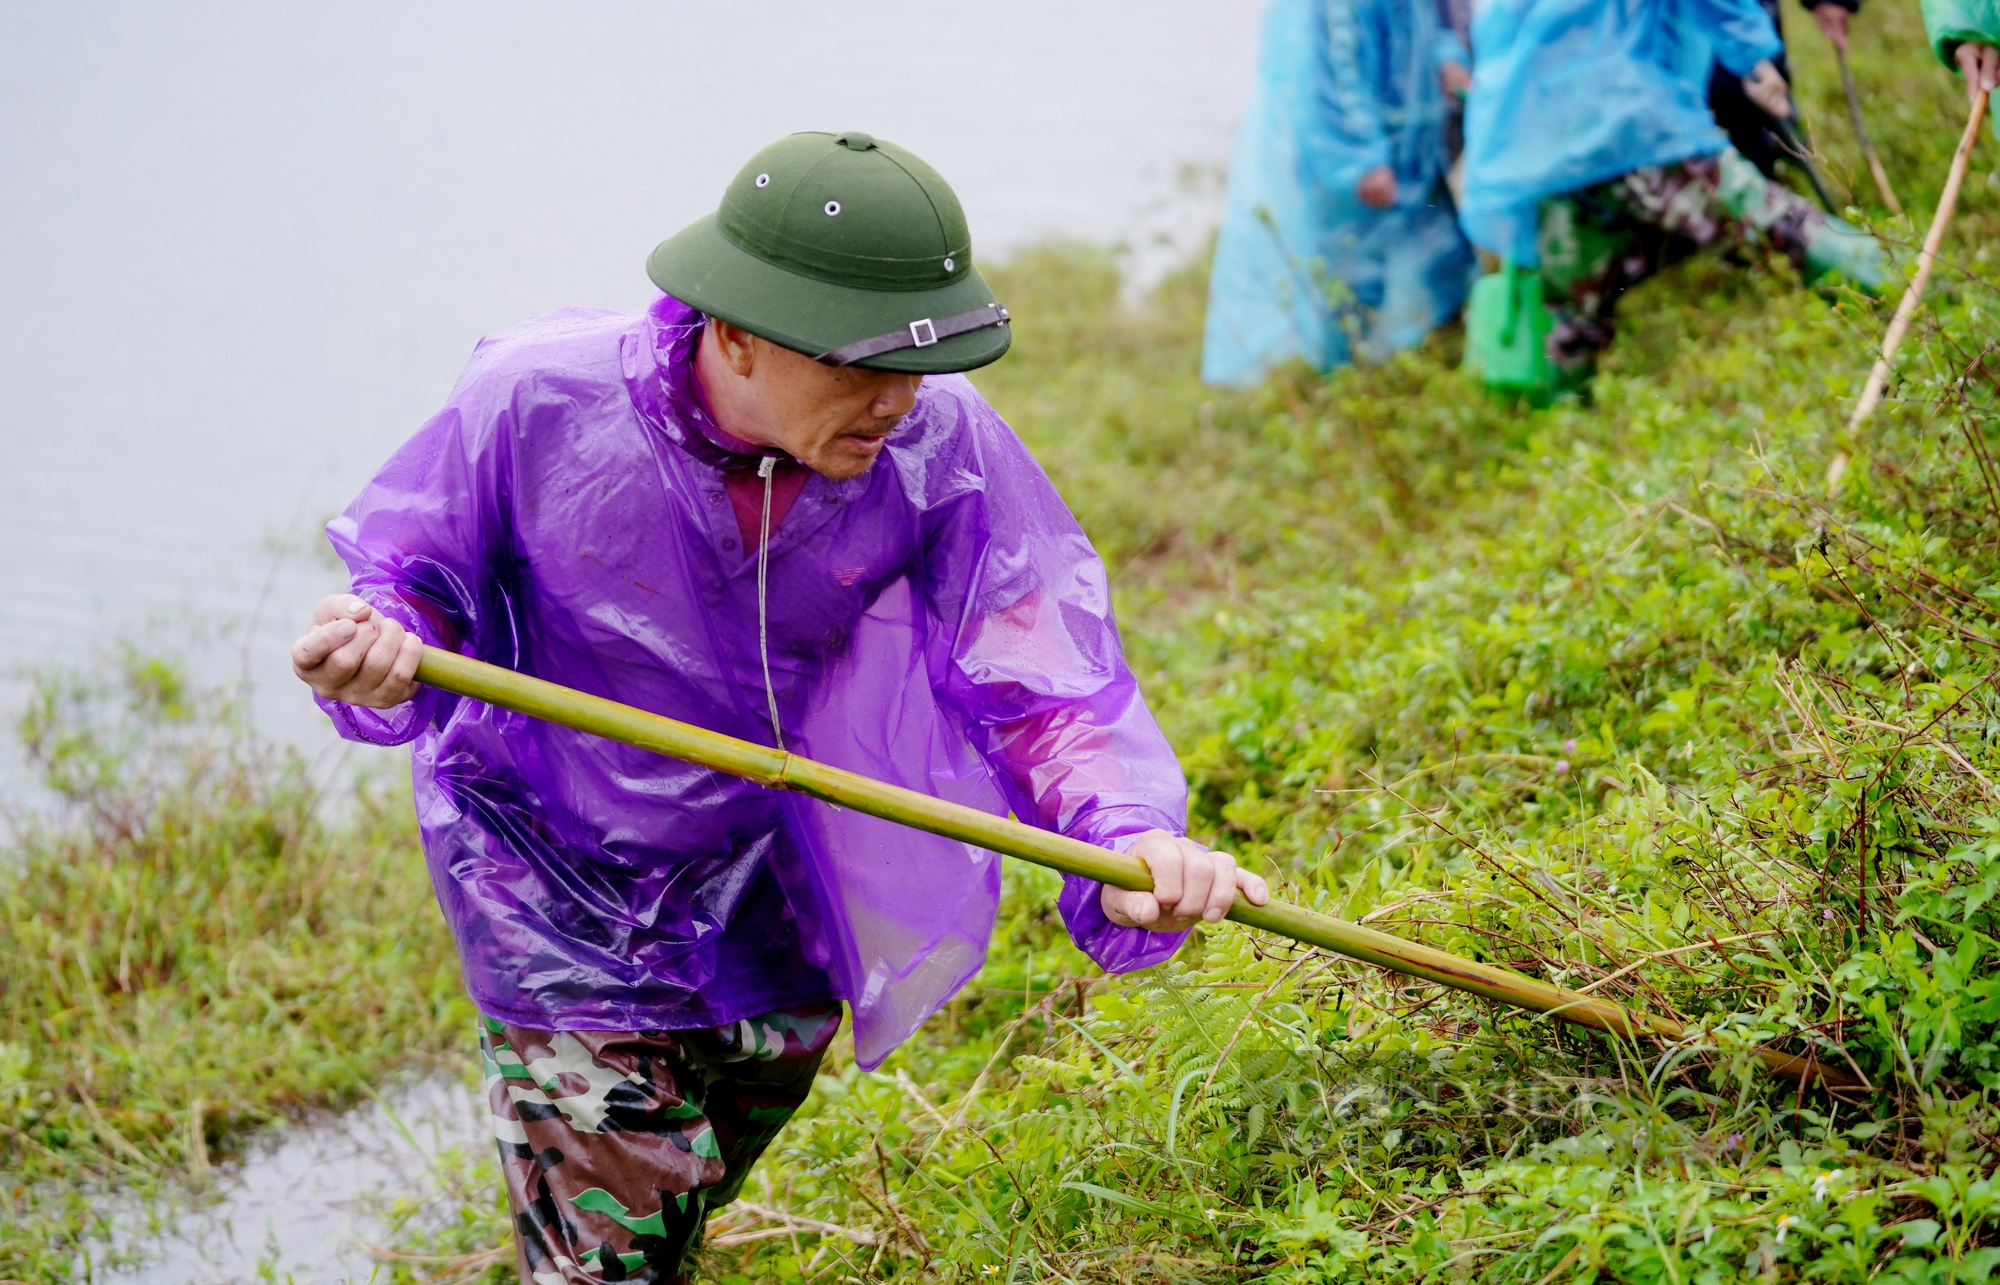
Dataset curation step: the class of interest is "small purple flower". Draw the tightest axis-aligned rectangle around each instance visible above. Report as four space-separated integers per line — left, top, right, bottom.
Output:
1563 739 1577 755
1555 760 1570 775
1824 908 1836 921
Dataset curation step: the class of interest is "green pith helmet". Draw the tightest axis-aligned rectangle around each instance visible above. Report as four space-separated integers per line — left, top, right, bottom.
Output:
647 132 1011 373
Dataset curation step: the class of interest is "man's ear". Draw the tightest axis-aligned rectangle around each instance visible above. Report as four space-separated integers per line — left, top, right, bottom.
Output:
709 319 758 377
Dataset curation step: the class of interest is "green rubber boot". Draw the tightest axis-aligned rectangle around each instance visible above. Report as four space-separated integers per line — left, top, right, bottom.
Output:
1715 146 1889 296
1802 216 1891 297
1465 260 1558 405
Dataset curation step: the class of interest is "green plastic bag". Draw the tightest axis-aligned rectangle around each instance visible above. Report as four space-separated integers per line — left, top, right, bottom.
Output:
1465 260 1555 402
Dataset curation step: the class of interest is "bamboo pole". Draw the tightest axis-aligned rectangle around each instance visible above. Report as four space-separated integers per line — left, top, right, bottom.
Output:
412 646 1862 1089
1837 46 1903 215
1827 90 1988 492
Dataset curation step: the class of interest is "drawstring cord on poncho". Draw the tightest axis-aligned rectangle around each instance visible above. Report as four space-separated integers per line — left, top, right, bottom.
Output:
755 455 784 748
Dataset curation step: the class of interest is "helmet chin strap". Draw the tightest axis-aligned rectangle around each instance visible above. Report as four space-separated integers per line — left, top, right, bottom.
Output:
814 303 1009 367
755 454 784 749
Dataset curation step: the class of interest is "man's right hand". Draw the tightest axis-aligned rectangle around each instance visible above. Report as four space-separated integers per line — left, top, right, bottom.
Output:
1957 41 2000 110
1103 832 1269 932
292 594 424 708
1811 3 1850 54
1356 164 1397 209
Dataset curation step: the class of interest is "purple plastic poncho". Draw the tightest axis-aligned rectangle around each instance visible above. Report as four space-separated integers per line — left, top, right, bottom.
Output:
317 295 1191 1067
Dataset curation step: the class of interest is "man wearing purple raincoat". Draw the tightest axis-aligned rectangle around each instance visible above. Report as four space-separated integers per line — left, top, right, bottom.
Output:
291 131 1267 1285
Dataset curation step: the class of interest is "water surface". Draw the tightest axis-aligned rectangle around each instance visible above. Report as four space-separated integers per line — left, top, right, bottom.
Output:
0 1 1260 784
95 1077 484 1285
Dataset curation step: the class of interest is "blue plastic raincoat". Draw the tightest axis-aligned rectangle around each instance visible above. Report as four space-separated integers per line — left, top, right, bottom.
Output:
1459 0 1784 262
1202 0 1479 386
317 295 1191 1068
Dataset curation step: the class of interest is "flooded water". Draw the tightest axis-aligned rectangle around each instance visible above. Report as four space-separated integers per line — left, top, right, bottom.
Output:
0 1 1261 791
92 1077 486 1285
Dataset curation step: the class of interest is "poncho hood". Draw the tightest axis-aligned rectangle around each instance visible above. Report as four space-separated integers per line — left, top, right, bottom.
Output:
320 295 1188 1066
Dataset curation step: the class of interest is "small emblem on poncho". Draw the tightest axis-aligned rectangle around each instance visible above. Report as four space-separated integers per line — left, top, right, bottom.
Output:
832 567 863 586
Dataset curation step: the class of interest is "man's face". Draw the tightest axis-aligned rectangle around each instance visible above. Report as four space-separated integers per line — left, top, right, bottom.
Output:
698 322 923 480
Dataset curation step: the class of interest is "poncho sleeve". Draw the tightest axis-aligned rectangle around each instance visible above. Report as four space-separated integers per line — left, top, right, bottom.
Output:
916 388 1193 974
1690 0 1786 75
1432 27 1470 69
1431 0 1471 68
314 361 514 748
1921 0 2000 66
1315 0 1396 195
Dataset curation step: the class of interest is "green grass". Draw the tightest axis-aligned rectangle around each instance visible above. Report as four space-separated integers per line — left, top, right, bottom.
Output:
0 654 467 1279
9 3 2000 1279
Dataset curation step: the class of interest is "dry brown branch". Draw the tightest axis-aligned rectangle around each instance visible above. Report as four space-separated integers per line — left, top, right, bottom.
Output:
704 1200 882 1249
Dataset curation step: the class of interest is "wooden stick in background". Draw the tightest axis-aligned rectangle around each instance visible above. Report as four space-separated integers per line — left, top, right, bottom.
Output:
1828 91 1988 491
412 645 1864 1089
1837 45 1903 215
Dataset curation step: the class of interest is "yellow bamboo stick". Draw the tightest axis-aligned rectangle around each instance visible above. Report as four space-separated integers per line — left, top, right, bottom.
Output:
1827 90 1988 492
413 645 1862 1089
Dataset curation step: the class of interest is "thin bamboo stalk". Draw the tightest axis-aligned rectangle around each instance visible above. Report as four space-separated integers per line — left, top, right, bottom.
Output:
1828 91 1988 491
1837 46 1903 215
413 645 1862 1089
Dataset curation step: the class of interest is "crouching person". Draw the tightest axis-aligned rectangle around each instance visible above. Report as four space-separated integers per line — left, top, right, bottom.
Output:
1458 0 1888 398
1202 0 1480 385
291 131 1267 1285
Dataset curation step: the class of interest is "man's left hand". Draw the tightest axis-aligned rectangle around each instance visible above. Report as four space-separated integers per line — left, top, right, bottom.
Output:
1356 164 1398 208
1103 832 1270 932
1811 3 1850 54
1956 41 2000 110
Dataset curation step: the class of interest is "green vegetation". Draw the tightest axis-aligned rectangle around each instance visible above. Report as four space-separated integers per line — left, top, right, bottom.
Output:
6 4 1999 1281
0 657 466 1278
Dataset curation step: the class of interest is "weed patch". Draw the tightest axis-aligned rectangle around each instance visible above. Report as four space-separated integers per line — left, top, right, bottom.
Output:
0 656 466 1279
11 3 2000 1279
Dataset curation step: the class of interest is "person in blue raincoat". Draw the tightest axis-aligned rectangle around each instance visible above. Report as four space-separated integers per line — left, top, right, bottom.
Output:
1458 0 1886 388
1202 0 1481 386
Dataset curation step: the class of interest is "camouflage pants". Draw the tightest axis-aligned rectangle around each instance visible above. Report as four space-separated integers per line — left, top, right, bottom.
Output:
480 1002 842 1285
1535 149 1823 372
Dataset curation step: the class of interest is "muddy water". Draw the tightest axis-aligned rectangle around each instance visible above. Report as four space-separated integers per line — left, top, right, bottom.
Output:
94 1077 485 1285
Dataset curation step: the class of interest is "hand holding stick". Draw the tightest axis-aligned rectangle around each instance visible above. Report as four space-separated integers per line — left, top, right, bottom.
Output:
404 645 1865 1089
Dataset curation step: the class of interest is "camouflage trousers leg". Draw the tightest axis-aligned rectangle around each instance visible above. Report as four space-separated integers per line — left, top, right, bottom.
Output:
479 1002 843 1285
1532 148 1837 374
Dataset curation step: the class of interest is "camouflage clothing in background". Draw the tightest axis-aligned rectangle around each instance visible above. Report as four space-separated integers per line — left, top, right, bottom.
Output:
1534 147 1882 374
480 1002 842 1285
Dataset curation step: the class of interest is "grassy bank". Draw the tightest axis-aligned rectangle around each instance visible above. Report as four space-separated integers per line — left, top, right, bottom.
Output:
0 658 466 1278
7 2 2000 1280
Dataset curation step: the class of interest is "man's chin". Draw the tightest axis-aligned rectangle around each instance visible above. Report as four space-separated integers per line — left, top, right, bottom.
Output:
807 441 888 480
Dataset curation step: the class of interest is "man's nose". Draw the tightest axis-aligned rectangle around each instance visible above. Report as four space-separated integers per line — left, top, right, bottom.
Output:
871 375 922 419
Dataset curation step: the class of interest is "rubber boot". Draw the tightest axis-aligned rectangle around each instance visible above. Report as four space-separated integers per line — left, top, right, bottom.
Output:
1716 146 1889 296
1465 262 1570 405
1802 216 1890 297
